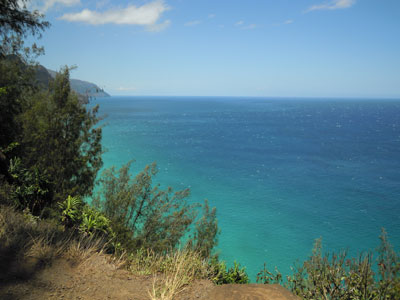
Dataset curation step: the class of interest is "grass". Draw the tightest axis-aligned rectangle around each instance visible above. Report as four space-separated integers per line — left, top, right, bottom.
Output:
0 204 246 300
0 205 106 281
147 250 209 300
0 204 212 300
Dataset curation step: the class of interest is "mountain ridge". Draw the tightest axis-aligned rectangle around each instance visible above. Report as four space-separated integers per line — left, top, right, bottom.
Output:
46 69 110 99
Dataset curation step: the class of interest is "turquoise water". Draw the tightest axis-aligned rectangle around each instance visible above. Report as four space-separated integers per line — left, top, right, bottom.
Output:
94 96 400 281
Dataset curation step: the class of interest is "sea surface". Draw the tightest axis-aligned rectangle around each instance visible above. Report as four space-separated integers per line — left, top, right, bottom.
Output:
93 96 400 281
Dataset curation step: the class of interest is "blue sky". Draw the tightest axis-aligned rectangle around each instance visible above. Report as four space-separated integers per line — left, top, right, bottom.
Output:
31 0 400 98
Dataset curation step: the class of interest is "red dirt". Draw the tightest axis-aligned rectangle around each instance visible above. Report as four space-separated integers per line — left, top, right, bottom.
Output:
0 254 299 300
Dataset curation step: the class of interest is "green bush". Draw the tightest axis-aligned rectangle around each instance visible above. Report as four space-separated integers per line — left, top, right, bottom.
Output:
79 205 112 237
58 195 113 240
258 229 400 300
189 199 219 259
8 157 52 215
93 162 219 257
209 258 249 284
59 195 84 228
20 68 103 203
256 262 283 284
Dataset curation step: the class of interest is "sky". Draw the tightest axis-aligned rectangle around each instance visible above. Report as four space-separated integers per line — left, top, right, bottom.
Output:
28 0 400 98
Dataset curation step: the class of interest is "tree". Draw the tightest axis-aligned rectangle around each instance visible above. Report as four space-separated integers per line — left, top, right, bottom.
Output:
94 162 219 256
0 55 37 152
0 0 49 57
0 0 49 180
20 67 103 203
94 162 195 252
189 199 219 258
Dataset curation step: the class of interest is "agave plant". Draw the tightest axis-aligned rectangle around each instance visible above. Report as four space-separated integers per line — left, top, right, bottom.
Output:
79 205 112 236
59 195 84 228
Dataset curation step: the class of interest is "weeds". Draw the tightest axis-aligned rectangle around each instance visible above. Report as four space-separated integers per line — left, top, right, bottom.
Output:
63 236 106 265
209 258 250 284
148 250 208 300
258 229 400 300
0 205 107 280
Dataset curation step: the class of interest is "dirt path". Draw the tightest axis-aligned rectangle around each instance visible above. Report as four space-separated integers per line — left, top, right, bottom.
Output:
0 254 298 300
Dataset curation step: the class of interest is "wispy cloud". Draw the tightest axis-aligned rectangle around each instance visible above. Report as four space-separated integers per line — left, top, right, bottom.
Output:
29 0 80 12
147 20 171 32
184 20 201 27
243 24 257 30
306 0 356 12
116 86 137 92
235 20 257 30
59 0 170 31
272 19 295 27
208 14 215 19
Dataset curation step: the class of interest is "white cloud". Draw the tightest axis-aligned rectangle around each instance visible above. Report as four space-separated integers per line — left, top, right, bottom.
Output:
272 19 295 27
30 0 81 12
243 24 257 30
184 20 201 26
235 21 257 30
116 86 137 92
147 19 171 32
208 14 215 19
306 0 356 12
59 0 170 30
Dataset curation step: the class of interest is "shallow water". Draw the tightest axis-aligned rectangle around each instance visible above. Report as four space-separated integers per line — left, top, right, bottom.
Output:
94 96 400 281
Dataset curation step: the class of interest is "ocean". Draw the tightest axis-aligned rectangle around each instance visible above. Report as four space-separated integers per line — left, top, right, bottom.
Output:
93 96 400 281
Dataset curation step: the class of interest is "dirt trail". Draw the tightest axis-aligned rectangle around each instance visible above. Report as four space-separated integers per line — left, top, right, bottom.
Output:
0 255 298 300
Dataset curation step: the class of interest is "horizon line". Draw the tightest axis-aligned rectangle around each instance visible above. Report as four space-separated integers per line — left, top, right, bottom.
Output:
100 94 400 100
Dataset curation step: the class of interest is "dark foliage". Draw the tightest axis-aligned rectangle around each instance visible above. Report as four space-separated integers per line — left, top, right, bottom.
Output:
93 162 219 257
20 68 103 203
8 157 52 215
0 0 49 57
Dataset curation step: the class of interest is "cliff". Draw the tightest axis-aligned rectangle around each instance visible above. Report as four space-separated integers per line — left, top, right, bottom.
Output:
47 69 110 99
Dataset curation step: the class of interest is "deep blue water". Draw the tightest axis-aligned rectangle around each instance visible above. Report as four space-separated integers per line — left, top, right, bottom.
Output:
94 96 400 281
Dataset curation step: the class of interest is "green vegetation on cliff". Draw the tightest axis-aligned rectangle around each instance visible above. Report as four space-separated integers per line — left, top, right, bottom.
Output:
0 0 218 254
1 2 399 300
0 3 223 297
257 233 400 300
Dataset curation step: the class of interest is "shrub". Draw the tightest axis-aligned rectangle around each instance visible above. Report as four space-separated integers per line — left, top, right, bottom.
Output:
93 162 219 256
59 195 84 228
79 205 112 237
188 199 219 259
256 262 282 284
209 258 249 284
20 68 103 203
8 157 52 215
258 229 400 300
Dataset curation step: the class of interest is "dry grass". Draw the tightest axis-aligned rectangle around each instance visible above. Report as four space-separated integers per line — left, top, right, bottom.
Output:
128 248 164 275
63 236 105 266
1 205 209 300
147 250 209 300
25 237 60 264
0 205 106 280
